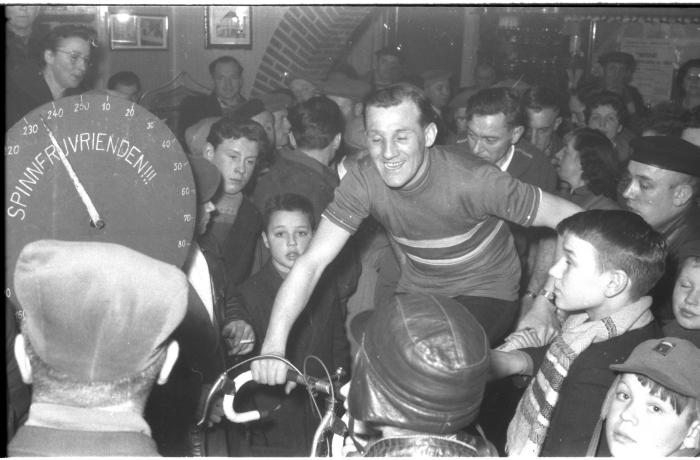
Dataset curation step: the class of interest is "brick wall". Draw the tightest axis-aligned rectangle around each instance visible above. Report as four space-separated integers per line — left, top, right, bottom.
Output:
252 6 373 96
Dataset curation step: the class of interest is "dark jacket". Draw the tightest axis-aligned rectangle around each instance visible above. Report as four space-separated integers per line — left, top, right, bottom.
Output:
5 62 53 131
521 321 660 456
652 205 700 323
225 260 350 456
178 92 223 139
204 197 263 288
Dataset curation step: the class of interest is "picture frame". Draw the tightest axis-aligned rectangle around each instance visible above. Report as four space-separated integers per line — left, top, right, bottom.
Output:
110 14 168 50
205 6 252 49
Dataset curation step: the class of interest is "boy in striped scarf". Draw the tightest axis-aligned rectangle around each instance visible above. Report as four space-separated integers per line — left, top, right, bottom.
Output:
490 210 665 456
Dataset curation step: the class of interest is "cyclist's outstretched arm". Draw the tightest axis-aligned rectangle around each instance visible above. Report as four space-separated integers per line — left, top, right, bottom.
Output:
252 218 351 385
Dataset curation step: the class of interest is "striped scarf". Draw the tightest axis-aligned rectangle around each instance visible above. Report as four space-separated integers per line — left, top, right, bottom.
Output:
506 296 654 456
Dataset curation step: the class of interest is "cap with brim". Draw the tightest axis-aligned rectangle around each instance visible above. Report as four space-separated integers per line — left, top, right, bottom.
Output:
185 116 221 157
599 51 635 69
630 136 700 177
284 72 323 89
322 74 372 102
348 293 489 434
190 156 221 204
610 337 700 399
14 239 188 382
260 91 292 113
421 69 452 89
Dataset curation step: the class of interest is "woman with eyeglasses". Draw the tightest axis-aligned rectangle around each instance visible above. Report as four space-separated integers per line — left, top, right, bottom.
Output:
6 24 96 130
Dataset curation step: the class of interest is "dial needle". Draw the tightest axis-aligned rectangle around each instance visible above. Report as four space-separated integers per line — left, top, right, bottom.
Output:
40 116 105 229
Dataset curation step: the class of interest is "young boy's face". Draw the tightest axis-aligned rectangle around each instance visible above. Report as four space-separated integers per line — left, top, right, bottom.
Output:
262 210 313 276
605 373 695 457
673 260 700 330
549 232 609 315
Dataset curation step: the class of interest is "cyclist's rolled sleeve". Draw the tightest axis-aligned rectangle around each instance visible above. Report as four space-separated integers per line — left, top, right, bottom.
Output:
476 166 541 227
322 164 371 235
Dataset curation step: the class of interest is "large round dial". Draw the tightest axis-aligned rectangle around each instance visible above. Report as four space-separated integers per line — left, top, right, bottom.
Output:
5 93 197 303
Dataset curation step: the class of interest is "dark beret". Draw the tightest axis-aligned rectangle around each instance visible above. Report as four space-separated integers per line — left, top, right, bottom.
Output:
629 136 700 177
599 51 636 69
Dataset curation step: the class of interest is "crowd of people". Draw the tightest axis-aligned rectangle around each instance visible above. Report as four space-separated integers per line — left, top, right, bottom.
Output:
5 6 700 457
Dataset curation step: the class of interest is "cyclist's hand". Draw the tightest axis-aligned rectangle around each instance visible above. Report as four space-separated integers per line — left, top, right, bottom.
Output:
222 320 255 356
251 350 290 387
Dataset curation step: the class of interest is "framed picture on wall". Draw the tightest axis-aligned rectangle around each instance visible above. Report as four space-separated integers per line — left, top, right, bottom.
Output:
205 6 252 49
110 14 168 50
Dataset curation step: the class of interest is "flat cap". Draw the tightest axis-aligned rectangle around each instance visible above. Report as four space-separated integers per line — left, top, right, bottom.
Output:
185 116 221 157
610 337 700 399
599 51 636 70
322 73 372 102
259 91 292 113
190 156 221 204
15 240 188 382
283 72 322 89
421 69 452 89
630 136 700 177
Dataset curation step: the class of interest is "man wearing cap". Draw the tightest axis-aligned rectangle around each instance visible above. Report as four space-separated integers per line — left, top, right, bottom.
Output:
366 45 403 90
322 72 372 175
587 337 700 456
178 56 247 140
621 136 700 324
8 240 186 456
251 83 583 386
285 72 322 104
597 51 645 117
341 293 497 456
260 89 293 152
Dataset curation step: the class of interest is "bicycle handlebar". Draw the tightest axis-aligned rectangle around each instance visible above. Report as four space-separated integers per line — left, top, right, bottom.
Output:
221 369 344 424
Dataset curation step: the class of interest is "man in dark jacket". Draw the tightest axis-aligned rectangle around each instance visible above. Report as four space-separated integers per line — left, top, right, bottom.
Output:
178 56 246 139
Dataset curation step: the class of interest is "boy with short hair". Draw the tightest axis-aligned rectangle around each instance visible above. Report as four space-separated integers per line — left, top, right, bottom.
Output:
663 249 700 346
222 193 350 456
591 337 700 456
490 209 665 456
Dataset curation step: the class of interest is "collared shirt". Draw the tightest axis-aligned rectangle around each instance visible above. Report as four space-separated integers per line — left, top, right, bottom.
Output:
497 145 516 172
25 402 151 435
183 241 215 323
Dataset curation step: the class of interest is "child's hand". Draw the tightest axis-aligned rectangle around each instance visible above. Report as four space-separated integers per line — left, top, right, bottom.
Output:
222 320 255 356
499 328 543 351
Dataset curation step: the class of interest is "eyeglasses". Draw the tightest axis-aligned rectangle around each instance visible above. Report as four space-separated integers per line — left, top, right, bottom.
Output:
685 73 700 82
55 48 92 67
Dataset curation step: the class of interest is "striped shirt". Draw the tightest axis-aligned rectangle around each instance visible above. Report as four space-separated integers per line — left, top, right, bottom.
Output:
323 145 540 301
